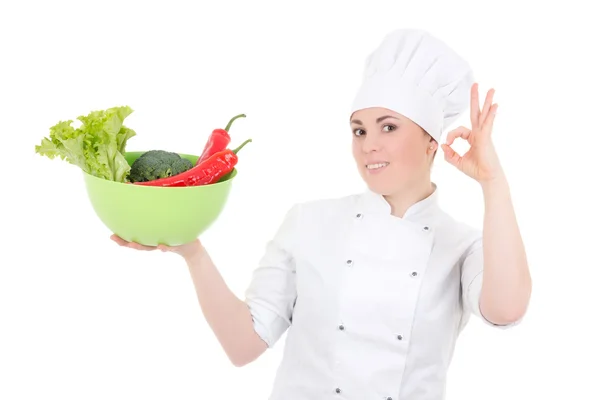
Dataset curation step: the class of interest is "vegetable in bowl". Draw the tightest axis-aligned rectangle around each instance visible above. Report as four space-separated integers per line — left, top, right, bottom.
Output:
127 150 194 183
34 106 136 183
35 107 251 187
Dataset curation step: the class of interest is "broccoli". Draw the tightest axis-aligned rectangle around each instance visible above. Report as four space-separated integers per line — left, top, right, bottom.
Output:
128 150 194 183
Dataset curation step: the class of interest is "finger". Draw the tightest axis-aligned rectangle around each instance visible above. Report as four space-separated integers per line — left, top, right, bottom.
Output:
129 242 158 251
157 244 172 253
480 88 495 125
483 103 499 132
445 126 471 146
111 234 128 246
441 143 462 169
110 234 156 251
470 82 480 128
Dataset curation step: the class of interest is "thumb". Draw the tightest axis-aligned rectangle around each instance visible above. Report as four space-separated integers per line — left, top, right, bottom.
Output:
441 144 462 169
157 244 173 253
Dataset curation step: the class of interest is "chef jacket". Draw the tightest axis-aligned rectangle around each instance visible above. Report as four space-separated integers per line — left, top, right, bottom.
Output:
245 185 519 400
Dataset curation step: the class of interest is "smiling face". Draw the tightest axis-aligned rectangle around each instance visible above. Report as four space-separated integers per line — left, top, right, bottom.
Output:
351 107 437 196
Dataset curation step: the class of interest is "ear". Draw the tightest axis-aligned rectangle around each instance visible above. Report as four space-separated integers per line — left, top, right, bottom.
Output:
428 137 438 153
422 129 437 150
427 137 438 166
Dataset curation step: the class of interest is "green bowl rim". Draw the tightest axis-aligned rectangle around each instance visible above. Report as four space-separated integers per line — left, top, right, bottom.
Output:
82 151 238 188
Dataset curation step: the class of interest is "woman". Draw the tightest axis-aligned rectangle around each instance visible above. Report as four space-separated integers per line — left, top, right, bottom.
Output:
112 29 532 399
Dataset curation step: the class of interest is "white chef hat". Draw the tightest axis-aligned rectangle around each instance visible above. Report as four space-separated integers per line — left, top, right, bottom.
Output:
350 29 474 142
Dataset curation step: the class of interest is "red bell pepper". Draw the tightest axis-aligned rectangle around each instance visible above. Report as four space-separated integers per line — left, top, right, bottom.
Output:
134 139 252 187
196 113 246 166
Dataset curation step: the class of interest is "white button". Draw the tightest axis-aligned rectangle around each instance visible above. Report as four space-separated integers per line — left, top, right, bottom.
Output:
356 213 363 219
422 226 430 231
410 271 418 277
346 259 354 266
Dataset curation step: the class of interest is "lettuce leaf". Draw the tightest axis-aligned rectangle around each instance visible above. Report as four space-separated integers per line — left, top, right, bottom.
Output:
35 106 137 182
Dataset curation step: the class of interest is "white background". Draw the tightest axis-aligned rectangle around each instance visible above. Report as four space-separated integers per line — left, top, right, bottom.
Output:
1 0 599 399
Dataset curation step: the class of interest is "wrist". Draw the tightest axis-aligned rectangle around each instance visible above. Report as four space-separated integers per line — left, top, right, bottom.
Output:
479 172 510 199
184 241 208 266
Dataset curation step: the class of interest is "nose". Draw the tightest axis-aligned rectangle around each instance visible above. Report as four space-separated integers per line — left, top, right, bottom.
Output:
362 132 382 153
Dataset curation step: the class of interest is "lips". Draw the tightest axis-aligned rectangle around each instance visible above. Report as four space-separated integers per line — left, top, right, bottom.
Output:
366 162 390 170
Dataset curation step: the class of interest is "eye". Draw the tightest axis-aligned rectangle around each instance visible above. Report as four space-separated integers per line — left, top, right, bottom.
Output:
383 124 396 132
353 128 365 136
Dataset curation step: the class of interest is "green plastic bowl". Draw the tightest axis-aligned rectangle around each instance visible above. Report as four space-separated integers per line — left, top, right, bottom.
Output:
83 151 237 247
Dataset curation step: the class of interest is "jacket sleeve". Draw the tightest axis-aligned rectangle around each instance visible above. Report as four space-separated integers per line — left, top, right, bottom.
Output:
244 204 301 348
460 235 522 329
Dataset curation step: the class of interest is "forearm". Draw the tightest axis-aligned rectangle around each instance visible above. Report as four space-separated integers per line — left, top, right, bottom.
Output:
185 247 267 366
479 173 532 324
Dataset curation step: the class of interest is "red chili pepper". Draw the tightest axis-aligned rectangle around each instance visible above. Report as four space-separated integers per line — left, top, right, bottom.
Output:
134 139 252 187
196 113 246 166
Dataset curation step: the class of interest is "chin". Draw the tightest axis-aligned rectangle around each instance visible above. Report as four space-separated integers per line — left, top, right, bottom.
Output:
357 166 404 196
364 179 396 196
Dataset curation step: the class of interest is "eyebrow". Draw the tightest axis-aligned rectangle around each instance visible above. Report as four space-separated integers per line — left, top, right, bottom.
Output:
350 115 399 125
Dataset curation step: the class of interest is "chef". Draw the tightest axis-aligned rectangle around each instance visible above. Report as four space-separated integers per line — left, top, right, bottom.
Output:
112 28 532 400
243 28 532 399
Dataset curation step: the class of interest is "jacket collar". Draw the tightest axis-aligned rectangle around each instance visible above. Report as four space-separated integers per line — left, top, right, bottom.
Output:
360 183 439 222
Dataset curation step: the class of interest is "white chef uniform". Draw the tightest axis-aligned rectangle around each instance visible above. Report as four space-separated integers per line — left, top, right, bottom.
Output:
245 29 519 400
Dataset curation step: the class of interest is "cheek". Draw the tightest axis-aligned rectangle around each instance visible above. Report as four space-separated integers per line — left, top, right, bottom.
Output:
388 138 423 168
352 140 362 162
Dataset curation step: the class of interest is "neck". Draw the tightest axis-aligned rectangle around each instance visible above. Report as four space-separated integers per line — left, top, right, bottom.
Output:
384 179 435 218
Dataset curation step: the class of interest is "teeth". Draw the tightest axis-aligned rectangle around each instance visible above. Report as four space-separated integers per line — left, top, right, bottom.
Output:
366 162 389 170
